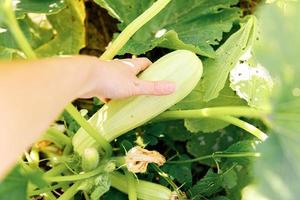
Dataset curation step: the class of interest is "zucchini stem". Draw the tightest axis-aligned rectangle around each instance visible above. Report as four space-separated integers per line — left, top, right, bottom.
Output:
44 164 68 177
154 106 269 141
100 0 171 60
44 161 110 182
167 152 261 164
57 181 81 200
65 104 112 157
151 164 184 200
44 192 57 200
43 128 72 148
214 115 268 141
155 107 269 121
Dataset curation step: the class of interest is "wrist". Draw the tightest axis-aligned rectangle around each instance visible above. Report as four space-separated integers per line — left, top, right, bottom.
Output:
55 55 99 100
71 55 103 99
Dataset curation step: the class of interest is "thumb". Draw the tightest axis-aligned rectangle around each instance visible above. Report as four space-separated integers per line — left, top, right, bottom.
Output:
134 80 176 96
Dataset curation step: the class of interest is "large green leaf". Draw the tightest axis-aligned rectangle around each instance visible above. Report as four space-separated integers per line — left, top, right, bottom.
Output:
221 141 256 200
200 16 257 102
0 0 65 23
188 140 256 199
95 0 241 57
188 169 223 199
35 0 86 56
15 0 66 15
186 124 254 166
0 165 47 200
254 134 300 200
0 16 53 50
0 0 83 58
252 2 300 200
0 166 27 200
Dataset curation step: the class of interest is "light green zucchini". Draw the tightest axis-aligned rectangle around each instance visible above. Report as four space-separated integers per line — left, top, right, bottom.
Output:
110 171 173 200
73 50 203 155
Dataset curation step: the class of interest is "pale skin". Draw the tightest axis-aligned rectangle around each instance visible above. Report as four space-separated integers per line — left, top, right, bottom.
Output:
0 56 176 177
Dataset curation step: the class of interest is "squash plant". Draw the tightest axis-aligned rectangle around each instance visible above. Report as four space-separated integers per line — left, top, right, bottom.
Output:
0 0 299 200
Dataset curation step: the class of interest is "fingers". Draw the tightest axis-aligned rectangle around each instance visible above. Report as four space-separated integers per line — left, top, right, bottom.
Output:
119 58 152 75
134 80 176 96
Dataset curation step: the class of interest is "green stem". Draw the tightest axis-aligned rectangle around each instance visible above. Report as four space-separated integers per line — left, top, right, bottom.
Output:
29 183 65 196
125 170 138 200
44 192 57 200
45 164 68 177
45 161 109 182
112 156 125 167
43 128 72 148
65 104 112 157
151 164 184 200
167 152 261 164
215 116 268 141
63 144 73 155
3 2 36 58
100 0 171 60
57 181 81 200
154 107 268 141
155 106 268 122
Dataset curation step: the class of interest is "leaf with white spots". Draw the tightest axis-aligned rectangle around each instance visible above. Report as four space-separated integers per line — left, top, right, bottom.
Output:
0 16 54 51
0 0 79 58
14 0 66 16
200 16 257 102
230 58 273 109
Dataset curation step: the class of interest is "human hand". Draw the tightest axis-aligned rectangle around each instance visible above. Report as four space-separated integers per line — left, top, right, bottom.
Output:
81 57 176 101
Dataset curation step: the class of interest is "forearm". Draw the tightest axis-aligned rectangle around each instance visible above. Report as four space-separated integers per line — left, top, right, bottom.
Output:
0 56 94 174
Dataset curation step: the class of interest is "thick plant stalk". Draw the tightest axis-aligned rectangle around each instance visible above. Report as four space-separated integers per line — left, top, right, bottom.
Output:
44 161 114 182
155 106 269 121
43 128 72 148
57 181 82 200
29 183 65 196
154 107 269 141
214 116 268 141
100 0 171 60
